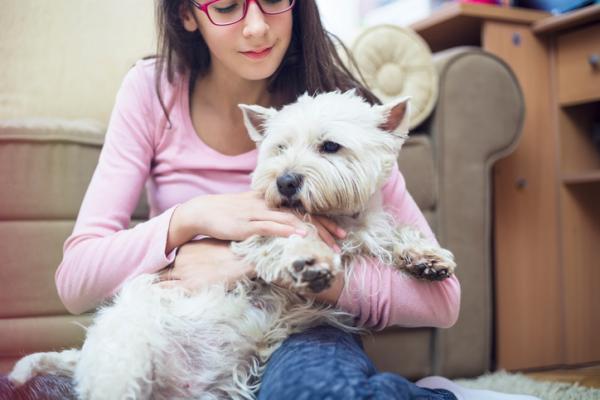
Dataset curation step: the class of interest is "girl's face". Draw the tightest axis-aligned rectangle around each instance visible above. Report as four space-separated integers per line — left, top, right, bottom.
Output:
181 1 294 82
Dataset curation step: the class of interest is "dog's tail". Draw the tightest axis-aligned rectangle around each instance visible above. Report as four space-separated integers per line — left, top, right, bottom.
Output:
8 349 80 386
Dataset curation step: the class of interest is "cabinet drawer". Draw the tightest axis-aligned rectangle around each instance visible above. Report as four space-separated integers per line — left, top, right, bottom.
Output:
557 24 600 105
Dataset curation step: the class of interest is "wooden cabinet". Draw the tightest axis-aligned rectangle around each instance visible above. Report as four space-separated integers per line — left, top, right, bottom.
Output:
556 24 600 105
412 3 600 371
535 10 600 368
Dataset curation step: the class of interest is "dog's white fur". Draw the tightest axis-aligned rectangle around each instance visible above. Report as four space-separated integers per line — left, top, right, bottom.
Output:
9 91 456 400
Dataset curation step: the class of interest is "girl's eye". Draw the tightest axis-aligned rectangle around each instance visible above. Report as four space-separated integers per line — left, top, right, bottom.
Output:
320 141 342 154
212 1 240 13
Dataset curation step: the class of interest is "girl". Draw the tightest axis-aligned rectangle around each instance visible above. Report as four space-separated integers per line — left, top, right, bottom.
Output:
0 1 539 399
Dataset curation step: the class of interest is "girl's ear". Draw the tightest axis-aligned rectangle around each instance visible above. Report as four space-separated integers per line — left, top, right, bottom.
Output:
375 96 411 136
238 104 277 143
180 3 199 32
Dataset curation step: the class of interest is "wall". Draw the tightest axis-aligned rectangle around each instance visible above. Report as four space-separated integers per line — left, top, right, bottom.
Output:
0 1 156 125
316 0 436 44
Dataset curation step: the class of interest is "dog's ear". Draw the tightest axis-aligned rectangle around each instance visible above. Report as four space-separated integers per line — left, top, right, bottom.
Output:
375 96 411 136
238 104 277 143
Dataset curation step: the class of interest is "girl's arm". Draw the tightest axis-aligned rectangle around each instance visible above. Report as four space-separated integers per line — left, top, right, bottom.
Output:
315 167 461 330
55 64 181 315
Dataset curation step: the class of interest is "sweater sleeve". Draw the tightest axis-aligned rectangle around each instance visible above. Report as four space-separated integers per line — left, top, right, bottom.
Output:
335 166 461 330
55 64 178 315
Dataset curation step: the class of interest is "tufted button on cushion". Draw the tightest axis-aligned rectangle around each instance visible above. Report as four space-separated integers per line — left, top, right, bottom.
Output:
351 25 438 129
377 63 404 96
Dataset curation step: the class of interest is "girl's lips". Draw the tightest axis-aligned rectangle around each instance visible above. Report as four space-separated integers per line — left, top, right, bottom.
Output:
241 47 273 60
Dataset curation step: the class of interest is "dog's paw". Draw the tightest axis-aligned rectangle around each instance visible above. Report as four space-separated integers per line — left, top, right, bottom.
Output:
287 255 340 293
395 247 456 281
8 354 41 386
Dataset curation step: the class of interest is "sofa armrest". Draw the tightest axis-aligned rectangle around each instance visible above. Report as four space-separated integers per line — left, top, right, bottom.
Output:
427 47 524 377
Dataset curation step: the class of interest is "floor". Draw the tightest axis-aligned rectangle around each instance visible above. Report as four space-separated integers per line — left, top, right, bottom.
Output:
524 364 600 388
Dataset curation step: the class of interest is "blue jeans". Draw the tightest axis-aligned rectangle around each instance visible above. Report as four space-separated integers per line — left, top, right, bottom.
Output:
258 325 457 400
0 374 76 400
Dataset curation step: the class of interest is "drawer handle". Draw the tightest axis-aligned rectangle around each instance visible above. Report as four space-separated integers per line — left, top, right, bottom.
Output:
590 54 600 69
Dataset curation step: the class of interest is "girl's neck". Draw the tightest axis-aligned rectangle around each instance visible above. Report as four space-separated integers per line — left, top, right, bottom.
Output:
187 63 274 156
193 64 272 120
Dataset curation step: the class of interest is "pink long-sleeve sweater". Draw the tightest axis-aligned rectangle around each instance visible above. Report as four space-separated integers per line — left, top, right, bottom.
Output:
55 60 460 329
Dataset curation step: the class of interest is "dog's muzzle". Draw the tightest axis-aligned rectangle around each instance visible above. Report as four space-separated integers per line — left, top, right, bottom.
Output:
276 173 303 198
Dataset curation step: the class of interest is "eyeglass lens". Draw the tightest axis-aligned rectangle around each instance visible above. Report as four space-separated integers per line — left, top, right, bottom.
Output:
207 0 293 25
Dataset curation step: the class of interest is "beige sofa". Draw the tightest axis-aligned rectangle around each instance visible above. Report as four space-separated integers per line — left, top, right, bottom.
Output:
0 4 524 381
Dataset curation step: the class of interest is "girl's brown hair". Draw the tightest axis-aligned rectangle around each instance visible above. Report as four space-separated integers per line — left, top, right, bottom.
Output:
153 0 379 120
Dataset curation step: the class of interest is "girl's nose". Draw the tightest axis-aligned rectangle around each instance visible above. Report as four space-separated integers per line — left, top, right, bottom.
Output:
242 2 269 38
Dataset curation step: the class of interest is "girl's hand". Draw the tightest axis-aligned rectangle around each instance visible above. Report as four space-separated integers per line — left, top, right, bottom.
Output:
303 214 347 253
159 238 345 305
159 239 255 292
168 191 346 253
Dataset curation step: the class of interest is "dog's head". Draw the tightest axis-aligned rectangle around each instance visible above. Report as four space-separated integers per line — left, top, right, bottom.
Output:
240 91 410 215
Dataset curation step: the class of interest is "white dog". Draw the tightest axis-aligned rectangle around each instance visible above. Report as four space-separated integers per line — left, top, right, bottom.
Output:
9 91 456 400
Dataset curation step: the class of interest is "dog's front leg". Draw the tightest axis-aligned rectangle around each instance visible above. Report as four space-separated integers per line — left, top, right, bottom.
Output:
390 225 456 281
232 233 342 293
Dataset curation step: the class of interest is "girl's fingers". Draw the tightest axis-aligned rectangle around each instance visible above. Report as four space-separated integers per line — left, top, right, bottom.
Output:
313 215 346 239
311 220 340 253
249 221 306 238
257 212 343 251
248 205 344 251
253 210 307 233
254 209 300 224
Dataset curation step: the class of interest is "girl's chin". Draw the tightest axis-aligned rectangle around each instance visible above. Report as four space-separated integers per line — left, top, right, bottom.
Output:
237 64 281 81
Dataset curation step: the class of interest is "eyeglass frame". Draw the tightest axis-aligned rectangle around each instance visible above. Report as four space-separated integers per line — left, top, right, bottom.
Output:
188 0 296 26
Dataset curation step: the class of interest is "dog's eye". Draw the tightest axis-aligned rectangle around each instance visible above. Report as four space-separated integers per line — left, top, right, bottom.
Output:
320 141 342 154
275 143 287 153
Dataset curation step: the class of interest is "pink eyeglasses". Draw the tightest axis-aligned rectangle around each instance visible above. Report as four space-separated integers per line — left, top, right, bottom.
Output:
189 0 296 26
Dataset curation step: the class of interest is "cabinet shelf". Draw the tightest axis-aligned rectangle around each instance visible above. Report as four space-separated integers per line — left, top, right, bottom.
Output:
563 170 600 185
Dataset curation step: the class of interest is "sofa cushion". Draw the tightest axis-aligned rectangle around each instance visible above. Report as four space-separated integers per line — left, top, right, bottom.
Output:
364 327 434 379
351 24 438 129
0 221 75 317
0 119 149 320
0 118 148 220
0 315 91 374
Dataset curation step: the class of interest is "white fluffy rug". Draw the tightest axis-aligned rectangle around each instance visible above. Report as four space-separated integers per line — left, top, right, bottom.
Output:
456 370 600 400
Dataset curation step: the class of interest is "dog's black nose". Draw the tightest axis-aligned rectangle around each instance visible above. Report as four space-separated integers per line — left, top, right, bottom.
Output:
277 173 303 198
